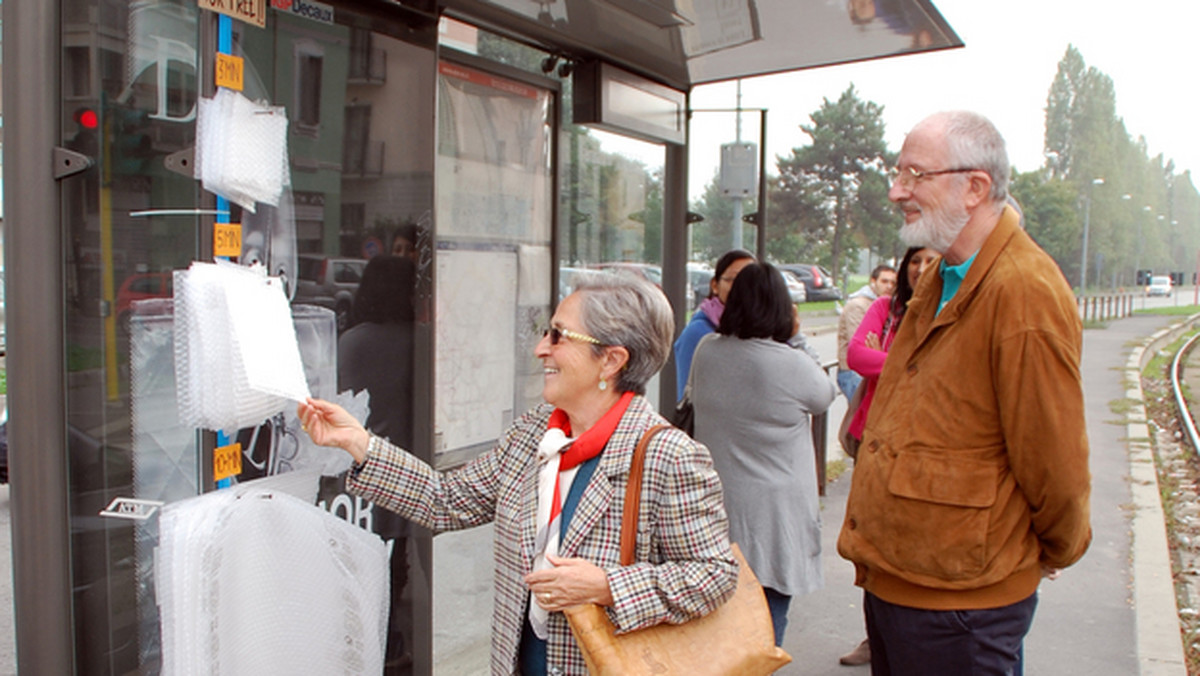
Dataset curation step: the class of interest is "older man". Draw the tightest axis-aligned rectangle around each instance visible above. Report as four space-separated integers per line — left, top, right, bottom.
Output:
836 111 1091 675
836 264 897 399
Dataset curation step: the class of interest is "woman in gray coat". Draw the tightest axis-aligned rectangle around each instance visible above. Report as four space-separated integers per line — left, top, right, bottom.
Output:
689 261 838 646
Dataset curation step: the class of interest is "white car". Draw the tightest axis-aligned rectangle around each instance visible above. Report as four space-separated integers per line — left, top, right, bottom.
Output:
1146 275 1172 297
779 268 808 304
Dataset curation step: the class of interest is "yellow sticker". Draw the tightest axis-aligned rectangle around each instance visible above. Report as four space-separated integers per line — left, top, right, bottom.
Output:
214 442 243 481
214 222 242 258
198 0 266 28
215 53 245 91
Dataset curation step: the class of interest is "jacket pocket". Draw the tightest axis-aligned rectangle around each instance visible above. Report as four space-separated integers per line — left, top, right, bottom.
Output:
876 449 1004 581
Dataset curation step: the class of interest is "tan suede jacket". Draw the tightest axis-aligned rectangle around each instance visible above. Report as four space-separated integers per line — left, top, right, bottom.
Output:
837 206 1092 610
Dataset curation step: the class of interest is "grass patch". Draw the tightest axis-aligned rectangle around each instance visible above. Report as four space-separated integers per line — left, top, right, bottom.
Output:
1133 305 1200 316
1083 319 1108 330
67 344 105 372
0 370 5 395
797 300 840 314
826 458 848 483
1109 398 1140 417
1143 330 1200 380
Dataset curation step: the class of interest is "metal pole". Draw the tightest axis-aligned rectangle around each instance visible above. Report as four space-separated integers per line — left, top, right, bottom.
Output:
731 81 743 251
1080 191 1091 292
755 109 768 263
660 111 690 412
4 0 77 671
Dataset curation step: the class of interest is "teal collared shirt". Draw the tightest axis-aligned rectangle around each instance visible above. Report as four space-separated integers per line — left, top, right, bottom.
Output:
938 251 978 315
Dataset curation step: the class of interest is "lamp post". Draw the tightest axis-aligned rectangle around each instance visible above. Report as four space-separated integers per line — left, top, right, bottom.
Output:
1080 178 1105 292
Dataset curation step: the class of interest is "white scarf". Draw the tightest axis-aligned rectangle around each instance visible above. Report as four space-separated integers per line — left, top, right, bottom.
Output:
528 427 577 639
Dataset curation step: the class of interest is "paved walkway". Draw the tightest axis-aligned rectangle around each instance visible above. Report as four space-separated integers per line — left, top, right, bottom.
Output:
776 312 1182 675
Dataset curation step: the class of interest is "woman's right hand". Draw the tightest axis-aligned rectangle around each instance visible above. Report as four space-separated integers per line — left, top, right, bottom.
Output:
297 398 371 464
864 332 882 351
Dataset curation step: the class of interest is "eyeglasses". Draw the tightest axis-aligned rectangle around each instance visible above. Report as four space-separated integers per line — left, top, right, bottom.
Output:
888 166 981 187
544 326 603 346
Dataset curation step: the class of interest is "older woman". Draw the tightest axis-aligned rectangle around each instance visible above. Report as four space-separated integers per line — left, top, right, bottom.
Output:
673 249 755 399
688 262 837 646
298 272 737 676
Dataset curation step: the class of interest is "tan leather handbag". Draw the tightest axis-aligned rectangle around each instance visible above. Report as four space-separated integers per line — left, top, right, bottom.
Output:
563 425 792 675
838 380 866 459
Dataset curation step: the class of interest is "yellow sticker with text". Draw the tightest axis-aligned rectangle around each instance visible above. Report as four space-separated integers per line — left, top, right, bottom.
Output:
214 222 242 258
214 442 243 481
215 53 245 91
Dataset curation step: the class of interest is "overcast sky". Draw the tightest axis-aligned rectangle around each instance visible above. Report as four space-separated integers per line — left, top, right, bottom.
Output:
684 0 1200 199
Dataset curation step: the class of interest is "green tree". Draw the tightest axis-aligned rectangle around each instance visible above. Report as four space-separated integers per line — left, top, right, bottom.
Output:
772 84 892 283
688 171 756 263
1010 171 1080 281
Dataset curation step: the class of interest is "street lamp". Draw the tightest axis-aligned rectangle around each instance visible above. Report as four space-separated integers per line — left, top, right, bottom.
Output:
1080 178 1105 291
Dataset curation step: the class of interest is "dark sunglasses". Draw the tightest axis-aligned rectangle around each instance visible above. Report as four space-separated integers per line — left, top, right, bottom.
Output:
544 326 603 346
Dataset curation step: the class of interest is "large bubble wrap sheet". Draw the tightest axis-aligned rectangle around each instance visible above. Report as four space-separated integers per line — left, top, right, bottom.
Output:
174 260 311 433
195 87 290 212
157 487 389 675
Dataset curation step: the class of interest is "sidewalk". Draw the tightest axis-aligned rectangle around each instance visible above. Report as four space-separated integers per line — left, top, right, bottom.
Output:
777 312 1182 675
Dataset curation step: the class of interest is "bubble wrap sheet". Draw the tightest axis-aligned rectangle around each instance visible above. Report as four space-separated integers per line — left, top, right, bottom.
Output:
195 88 291 212
174 260 311 433
157 487 389 676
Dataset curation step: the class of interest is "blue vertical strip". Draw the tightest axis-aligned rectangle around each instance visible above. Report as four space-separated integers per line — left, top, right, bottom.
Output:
216 431 232 489
216 15 232 228
218 14 232 54
215 14 234 489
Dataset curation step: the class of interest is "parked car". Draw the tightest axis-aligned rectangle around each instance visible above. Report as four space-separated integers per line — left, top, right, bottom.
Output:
590 262 663 287
558 266 590 302
0 266 6 354
779 268 809 304
293 254 368 331
688 264 714 308
779 263 842 302
1146 275 1173 297
116 271 173 332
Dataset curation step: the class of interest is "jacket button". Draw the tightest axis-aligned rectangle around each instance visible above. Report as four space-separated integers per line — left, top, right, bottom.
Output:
549 668 564 676
907 364 918 375
869 440 880 453
848 517 857 530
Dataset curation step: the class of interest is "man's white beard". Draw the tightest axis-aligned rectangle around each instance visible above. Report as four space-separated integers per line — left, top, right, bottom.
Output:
900 200 970 252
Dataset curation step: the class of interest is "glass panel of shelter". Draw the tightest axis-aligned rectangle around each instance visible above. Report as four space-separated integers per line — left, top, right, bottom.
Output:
61 1 438 672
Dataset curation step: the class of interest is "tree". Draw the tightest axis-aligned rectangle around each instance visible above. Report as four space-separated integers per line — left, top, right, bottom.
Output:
688 171 755 263
1010 171 1080 281
772 84 893 283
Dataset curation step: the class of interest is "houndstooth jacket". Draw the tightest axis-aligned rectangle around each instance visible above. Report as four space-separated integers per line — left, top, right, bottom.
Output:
347 394 738 675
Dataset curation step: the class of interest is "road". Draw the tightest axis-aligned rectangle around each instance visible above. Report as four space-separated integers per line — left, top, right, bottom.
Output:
0 297 1185 675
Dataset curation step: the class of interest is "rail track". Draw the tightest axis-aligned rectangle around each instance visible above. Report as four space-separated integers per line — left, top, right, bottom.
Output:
1172 330 1200 456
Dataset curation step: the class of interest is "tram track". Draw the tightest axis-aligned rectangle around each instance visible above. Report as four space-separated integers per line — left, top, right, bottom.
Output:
1173 330 1200 456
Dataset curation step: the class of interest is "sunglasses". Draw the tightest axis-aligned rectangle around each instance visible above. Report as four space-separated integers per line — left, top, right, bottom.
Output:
544 326 603 346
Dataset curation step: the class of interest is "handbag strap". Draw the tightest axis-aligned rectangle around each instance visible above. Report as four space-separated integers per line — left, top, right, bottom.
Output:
620 424 672 566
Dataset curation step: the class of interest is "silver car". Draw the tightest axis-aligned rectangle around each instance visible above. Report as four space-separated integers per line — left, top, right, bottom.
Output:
779 268 808 304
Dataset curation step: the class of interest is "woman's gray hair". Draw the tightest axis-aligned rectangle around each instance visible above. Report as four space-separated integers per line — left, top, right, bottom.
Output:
570 271 674 395
933 110 1010 206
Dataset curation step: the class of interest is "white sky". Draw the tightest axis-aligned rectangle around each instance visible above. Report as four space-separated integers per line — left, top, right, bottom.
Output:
684 0 1200 199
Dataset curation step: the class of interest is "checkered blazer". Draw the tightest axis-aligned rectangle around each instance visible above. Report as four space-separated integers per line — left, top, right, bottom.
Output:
347 394 737 675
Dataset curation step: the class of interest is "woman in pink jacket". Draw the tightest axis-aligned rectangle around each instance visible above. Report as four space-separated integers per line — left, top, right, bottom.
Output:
838 245 938 667
846 246 939 443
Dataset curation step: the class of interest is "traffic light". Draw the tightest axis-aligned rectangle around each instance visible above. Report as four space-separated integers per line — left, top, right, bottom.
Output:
108 104 151 175
1136 269 1152 286
66 106 99 158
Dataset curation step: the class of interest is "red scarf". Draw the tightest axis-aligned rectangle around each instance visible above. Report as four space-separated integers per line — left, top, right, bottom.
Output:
543 391 634 528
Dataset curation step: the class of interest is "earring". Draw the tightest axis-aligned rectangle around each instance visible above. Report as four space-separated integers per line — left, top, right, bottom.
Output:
598 378 608 391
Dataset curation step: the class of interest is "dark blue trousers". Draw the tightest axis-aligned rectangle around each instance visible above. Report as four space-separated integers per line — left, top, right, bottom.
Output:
864 591 1037 676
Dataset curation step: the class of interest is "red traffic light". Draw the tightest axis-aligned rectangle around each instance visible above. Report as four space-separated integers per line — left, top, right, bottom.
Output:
74 107 99 129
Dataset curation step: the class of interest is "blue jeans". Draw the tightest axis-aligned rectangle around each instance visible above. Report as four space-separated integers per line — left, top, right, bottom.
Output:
837 369 863 400
762 587 791 647
864 591 1036 676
